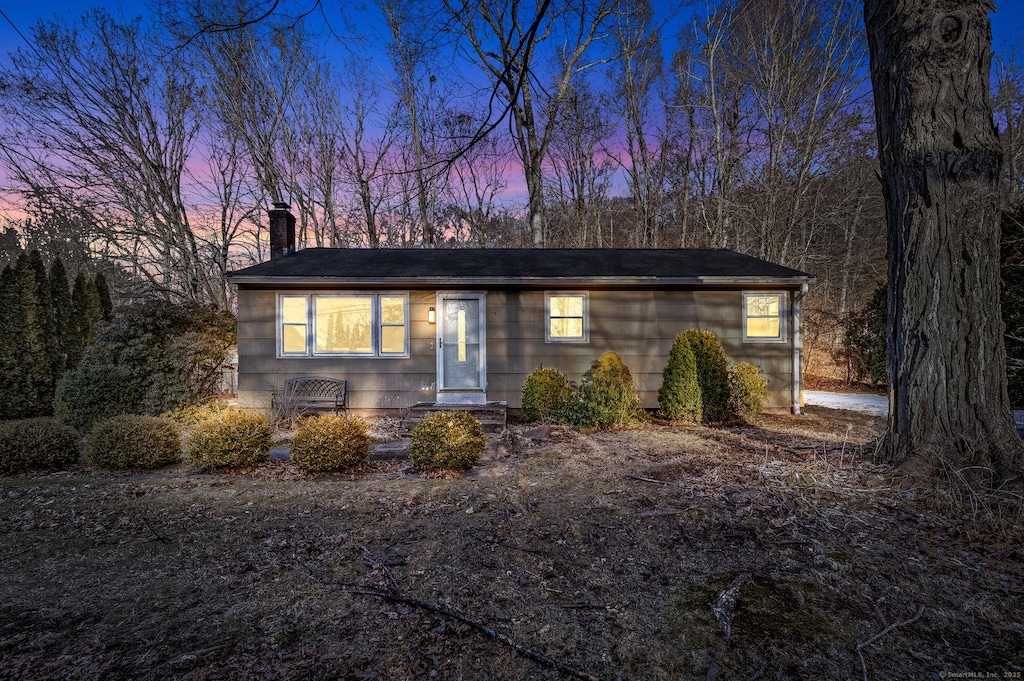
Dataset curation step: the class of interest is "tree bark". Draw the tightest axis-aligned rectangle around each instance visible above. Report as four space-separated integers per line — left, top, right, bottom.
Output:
864 0 1023 486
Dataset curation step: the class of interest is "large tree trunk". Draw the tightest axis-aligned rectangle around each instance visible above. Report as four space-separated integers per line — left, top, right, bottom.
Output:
864 0 1023 486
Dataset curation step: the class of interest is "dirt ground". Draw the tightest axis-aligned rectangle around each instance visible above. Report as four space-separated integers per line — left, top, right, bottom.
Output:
1 408 1022 680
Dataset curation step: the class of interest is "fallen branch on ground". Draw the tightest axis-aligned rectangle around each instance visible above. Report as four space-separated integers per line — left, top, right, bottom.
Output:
294 557 608 681
855 605 925 681
626 474 691 491
144 517 170 544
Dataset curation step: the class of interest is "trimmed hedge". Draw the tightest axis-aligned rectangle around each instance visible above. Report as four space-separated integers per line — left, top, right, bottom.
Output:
658 333 703 423
289 415 371 473
521 366 577 423
0 418 80 475
185 410 272 469
85 415 182 470
410 410 486 472
680 330 733 423
729 362 770 417
54 363 144 433
575 351 645 429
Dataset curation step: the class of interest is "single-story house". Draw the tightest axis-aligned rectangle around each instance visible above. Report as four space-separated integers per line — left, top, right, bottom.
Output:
227 204 815 414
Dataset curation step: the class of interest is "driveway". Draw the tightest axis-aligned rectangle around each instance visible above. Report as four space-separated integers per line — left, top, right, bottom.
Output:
804 390 887 416
804 391 1024 437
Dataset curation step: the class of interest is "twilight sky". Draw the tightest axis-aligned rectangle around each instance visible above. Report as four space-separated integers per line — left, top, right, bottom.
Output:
0 1 1022 219
3 2 1023 69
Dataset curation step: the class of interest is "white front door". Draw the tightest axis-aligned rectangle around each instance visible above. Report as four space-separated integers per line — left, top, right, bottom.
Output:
437 293 486 403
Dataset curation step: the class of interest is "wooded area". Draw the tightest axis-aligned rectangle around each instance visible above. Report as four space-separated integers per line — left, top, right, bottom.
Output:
0 0 1022 392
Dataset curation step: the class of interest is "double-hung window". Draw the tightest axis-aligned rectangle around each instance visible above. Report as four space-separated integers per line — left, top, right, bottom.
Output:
546 292 588 343
279 293 408 357
743 292 785 342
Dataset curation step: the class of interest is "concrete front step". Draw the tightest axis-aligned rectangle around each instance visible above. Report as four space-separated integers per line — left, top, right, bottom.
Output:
370 440 411 460
402 402 507 435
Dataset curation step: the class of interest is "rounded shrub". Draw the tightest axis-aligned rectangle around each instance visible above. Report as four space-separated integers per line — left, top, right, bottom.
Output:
729 362 770 417
0 418 81 475
575 351 645 429
409 410 487 472
658 333 703 423
54 363 144 433
680 330 733 423
185 409 272 469
163 400 232 427
289 415 371 473
521 366 578 422
85 415 182 470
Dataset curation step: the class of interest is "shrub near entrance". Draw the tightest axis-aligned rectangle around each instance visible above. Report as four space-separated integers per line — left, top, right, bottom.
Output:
575 351 645 428
186 410 272 469
521 365 576 422
410 410 486 472
289 415 371 473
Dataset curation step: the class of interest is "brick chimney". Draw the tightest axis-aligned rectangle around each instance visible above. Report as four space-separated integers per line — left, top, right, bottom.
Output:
268 202 296 260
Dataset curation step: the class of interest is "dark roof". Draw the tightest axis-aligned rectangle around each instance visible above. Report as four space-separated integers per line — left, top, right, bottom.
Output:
228 248 813 287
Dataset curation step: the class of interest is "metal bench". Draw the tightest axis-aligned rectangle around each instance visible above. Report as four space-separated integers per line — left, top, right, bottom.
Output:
273 377 348 416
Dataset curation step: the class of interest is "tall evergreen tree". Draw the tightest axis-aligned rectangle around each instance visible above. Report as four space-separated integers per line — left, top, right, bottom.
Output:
0 265 27 418
68 273 91 369
94 272 113 321
48 258 72 381
85 275 103 338
16 251 56 415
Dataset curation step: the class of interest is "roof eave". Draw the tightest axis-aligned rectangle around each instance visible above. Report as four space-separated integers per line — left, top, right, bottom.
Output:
226 274 815 288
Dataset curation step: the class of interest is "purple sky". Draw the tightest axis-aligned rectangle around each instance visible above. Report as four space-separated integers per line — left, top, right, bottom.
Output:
0 1 1022 214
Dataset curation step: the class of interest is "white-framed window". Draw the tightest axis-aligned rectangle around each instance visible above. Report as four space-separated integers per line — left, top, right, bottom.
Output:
743 292 786 342
279 293 409 357
545 292 589 343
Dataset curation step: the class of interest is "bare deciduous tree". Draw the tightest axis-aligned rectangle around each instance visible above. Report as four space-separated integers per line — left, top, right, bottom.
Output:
446 0 618 246
546 80 615 247
608 0 666 247
994 48 1024 207
0 9 214 302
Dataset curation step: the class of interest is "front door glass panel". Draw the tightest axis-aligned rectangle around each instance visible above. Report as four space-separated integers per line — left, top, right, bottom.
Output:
442 298 481 389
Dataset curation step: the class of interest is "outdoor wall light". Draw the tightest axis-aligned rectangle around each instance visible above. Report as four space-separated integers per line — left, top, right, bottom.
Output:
428 307 436 324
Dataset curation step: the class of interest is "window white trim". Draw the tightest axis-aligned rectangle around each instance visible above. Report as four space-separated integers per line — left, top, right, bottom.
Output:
545 291 589 343
743 291 787 343
277 292 409 358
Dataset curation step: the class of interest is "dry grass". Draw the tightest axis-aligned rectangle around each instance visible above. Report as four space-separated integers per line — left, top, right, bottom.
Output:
1 407 1021 680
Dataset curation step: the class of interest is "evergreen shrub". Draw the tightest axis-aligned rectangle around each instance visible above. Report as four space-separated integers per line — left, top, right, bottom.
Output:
842 283 887 387
72 299 236 418
289 415 371 473
410 410 486 472
658 333 702 423
574 351 645 429
164 400 232 427
521 366 577 422
54 363 144 433
185 410 272 469
0 418 80 475
681 330 733 423
85 415 181 470
729 362 770 417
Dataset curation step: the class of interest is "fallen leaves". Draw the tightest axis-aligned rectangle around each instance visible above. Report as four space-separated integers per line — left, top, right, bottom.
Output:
0 408 1021 679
